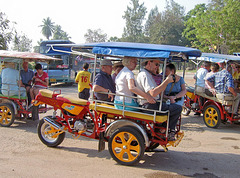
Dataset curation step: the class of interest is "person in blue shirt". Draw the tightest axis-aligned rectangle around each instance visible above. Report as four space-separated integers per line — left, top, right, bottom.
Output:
206 62 240 117
20 61 34 104
1 62 26 97
163 63 187 106
93 59 116 102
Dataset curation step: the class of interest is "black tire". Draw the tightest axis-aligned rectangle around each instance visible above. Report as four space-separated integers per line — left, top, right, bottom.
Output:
37 117 65 147
0 103 15 127
108 127 145 166
203 105 221 128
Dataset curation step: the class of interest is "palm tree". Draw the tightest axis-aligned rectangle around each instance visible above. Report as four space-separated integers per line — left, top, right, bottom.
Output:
39 17 55 40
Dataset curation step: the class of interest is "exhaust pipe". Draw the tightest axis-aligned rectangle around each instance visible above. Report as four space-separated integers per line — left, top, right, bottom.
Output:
43 117 63 130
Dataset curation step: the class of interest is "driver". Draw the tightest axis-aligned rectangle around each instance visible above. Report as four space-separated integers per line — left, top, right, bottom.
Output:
20 61 34 104
136 59 182 141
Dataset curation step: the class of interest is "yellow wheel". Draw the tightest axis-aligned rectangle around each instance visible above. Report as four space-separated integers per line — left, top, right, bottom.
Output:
37 117 65 147
203 105 221 128
0 103 15 127
108 127 144 165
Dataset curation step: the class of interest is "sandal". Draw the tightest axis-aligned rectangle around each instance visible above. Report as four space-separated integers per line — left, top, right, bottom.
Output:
168 131 176 141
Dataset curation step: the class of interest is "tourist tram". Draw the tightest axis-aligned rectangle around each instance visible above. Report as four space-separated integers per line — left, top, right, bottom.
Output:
0 50 60 127
182 53 240 128
34 42 201 165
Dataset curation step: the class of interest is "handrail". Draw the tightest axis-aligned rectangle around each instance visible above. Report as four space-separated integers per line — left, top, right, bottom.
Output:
91 90 169 120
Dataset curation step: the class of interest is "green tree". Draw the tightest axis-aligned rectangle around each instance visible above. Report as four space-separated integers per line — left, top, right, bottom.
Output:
39 17 55 40
144 6 159 38
52 25 71 40
183 0 240 54
122 0 147 42
108 36 121 42
12 31 32 52
0 12 14 50
33 39 43 53
84 29 107 43
146 0 187 46
183 4 208 49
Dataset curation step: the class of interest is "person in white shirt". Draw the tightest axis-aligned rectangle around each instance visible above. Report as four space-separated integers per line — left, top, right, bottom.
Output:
195 61 211 93
114 57 155 111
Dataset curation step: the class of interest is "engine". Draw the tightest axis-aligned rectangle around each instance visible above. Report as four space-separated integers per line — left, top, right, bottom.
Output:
74 120 87 131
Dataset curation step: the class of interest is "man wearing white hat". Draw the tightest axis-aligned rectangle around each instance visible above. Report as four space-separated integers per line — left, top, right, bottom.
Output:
93 59 116 102
137 59 182 141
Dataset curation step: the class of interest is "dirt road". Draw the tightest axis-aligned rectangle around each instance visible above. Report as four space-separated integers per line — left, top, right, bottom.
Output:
0 81 240 178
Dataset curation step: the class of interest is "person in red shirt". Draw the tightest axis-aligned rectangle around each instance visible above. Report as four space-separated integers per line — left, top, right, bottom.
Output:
30 63 49 101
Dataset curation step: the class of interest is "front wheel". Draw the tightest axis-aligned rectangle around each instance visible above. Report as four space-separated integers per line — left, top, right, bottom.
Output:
37 117 65 147
203 105 221 128
0 103 15 127
108 127 145 166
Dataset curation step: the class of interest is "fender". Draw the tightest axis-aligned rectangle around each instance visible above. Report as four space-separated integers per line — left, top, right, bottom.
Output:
203 100 224 118
0 99 18 115
105 119 150 147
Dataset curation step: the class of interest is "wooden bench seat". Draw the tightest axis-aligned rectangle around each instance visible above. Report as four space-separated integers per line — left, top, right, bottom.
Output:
195 91 234 105
89 103 168 123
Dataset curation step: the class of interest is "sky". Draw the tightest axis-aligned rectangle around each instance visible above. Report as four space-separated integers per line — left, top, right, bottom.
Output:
1 0 210 48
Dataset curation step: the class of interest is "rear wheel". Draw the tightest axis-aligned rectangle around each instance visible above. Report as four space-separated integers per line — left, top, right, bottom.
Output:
0 103 15 127
108 127 145 166
37 117 65 147
203 105 221 128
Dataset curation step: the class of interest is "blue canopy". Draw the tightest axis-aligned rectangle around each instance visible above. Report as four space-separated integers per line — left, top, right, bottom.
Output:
196 53 240 63
51 42 201 59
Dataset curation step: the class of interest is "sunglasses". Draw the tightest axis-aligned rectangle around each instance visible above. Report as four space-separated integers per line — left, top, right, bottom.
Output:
151 61 160 67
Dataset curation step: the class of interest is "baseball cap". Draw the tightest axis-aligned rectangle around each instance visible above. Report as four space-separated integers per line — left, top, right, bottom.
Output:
100 59 113 66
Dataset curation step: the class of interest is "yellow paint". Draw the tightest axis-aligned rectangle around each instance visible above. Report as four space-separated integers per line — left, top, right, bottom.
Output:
62 103 84 115
186 91 195 100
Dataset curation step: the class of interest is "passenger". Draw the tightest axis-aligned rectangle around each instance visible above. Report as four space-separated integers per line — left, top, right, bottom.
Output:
194 61 211 93
93 59 115 102
152 67 162 86
30 63 49 101
111 61 124 83
1 62 26 97
232 64 240 92
194 61 211 115
206 62 240 118
163 63 186 106
20 61 34 104
204 63 219 96
114 57 155 111
137 59 182 141
75 62 91 100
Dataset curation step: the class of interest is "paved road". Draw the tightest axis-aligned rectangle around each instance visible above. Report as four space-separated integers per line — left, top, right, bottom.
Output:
0 83 240 178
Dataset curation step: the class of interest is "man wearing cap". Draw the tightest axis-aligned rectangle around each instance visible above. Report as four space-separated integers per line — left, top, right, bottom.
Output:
93 59 116 102
136 59 182 141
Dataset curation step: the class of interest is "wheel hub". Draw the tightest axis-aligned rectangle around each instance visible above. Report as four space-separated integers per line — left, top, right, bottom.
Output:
123 145 127 149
